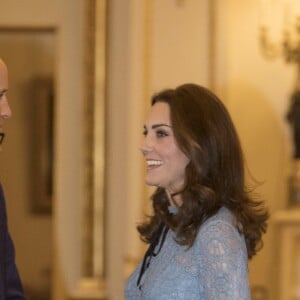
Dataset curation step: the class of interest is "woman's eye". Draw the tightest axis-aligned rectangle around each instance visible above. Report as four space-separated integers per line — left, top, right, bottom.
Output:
156 130 168 138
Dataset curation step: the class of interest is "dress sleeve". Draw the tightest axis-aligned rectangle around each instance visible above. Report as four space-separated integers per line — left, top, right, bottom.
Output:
197 220 251 300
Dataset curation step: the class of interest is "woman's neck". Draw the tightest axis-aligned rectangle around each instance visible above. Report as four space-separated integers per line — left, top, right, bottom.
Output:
166 189 182 207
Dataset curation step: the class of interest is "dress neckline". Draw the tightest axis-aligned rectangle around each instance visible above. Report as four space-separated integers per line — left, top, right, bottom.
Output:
168 205 179 214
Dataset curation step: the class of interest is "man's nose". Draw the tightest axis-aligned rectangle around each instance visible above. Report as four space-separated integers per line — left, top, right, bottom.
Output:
0 100 12 119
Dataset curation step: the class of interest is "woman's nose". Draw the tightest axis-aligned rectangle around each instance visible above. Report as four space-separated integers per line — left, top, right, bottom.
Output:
140 136 153 155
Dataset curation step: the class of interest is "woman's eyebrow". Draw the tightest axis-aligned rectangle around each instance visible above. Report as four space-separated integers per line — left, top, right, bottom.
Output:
152 124 172 129
143 124 172 131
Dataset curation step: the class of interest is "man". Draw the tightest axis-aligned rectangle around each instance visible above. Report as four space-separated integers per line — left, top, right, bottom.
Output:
0 58 26 299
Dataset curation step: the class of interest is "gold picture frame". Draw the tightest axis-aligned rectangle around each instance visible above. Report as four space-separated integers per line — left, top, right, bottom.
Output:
79 0 107 298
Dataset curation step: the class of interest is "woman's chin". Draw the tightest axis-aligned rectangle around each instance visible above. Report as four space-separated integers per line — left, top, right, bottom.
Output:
145 178 161 188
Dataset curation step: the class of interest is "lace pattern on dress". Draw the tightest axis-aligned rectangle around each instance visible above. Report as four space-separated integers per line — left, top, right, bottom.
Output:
125 207 250 300
197 219 249 300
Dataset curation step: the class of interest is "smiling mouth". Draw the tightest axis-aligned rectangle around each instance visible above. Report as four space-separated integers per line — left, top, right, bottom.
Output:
0 133 5 145
146 159 163 168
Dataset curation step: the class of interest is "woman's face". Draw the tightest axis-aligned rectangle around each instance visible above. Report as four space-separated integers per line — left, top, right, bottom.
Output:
140 102 190 194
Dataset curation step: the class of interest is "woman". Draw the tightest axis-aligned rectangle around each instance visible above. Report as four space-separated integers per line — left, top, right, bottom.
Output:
125 83 268 299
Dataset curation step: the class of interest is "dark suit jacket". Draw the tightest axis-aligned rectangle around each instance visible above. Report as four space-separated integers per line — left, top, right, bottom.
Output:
0 185 25 299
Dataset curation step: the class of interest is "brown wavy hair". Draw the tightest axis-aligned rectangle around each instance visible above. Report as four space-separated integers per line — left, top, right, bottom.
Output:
138 83 268 259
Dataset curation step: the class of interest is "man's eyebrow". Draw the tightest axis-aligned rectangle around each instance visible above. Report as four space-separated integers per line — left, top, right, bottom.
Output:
0 89 8 94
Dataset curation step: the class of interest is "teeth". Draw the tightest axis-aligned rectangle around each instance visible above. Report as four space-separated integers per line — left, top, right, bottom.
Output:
147 160 163 166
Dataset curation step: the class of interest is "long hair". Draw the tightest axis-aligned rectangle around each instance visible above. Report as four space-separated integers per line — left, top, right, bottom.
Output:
138 83 268 259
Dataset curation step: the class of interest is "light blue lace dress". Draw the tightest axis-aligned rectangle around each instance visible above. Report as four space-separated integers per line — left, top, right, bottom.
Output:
125 207 250 299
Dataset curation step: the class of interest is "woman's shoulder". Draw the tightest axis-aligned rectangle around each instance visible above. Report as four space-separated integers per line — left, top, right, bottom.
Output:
195 207 245 249
203 206 236 227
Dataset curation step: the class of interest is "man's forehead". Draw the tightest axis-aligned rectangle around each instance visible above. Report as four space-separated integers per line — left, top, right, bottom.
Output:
0 60 8 88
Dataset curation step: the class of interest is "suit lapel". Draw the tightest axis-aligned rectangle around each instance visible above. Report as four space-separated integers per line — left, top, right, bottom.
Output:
0 186 6 297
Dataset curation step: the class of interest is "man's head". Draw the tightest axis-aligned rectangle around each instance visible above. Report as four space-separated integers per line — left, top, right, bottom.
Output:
0 58 11 145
